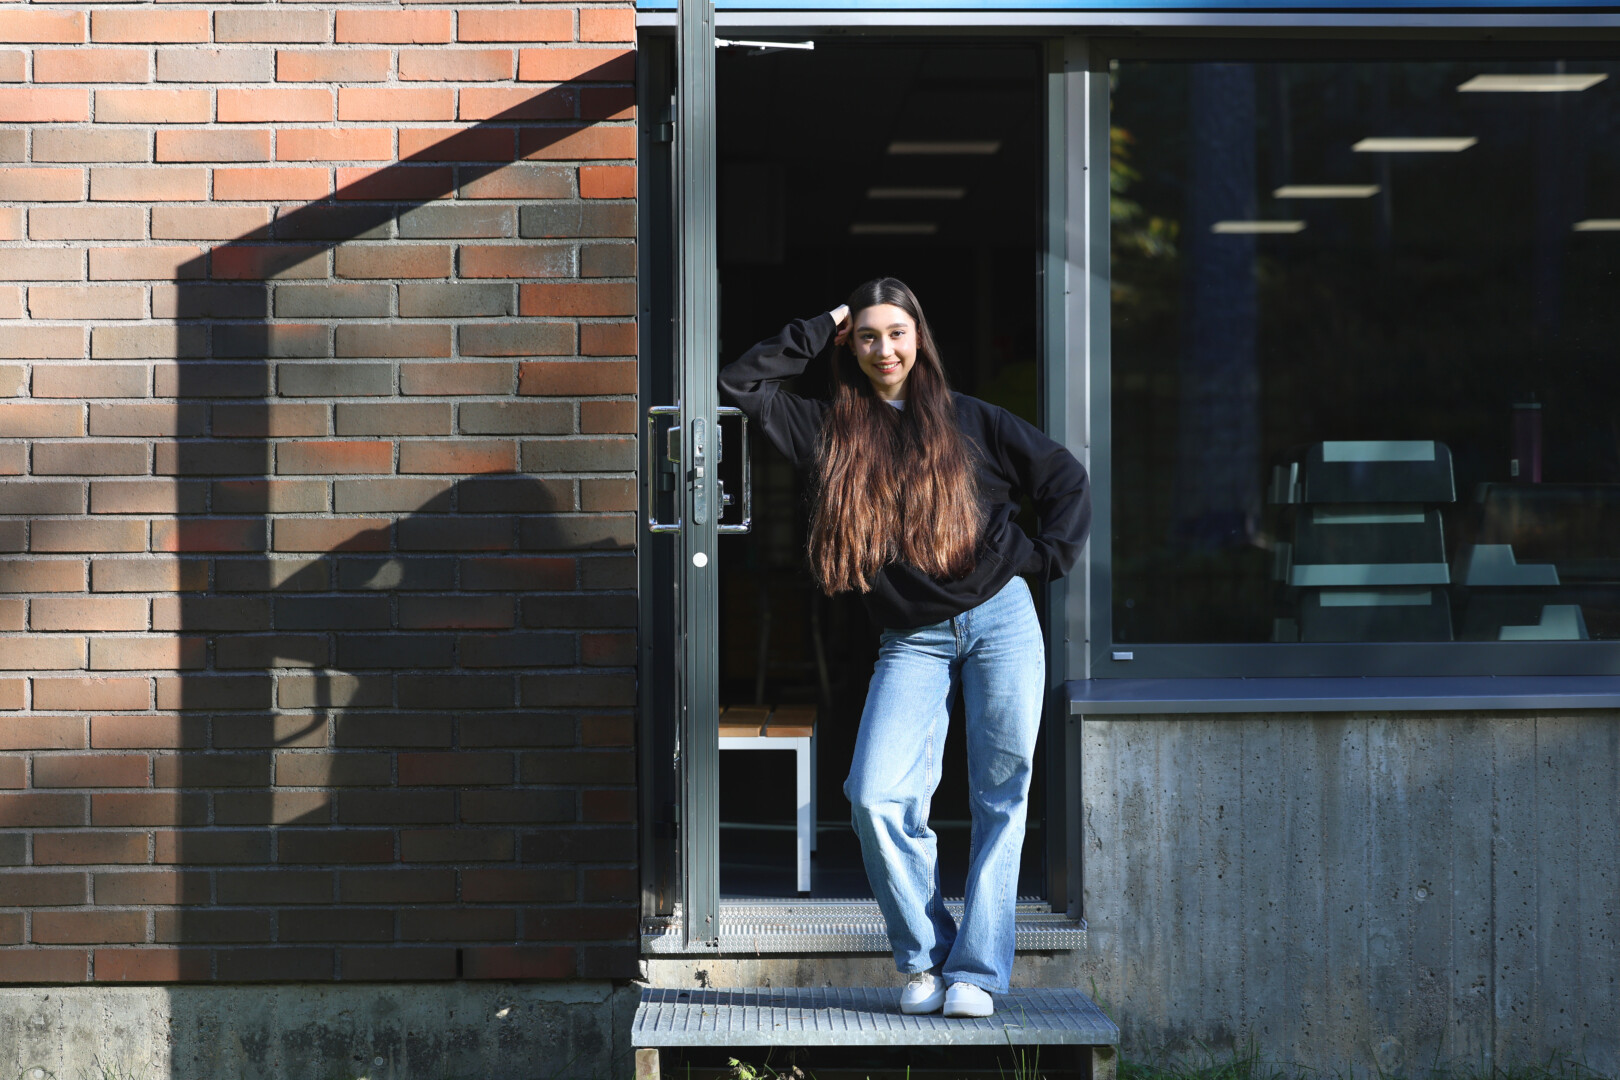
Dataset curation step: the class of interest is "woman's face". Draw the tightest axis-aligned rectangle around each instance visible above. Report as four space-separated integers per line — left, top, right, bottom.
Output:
848 303 918 401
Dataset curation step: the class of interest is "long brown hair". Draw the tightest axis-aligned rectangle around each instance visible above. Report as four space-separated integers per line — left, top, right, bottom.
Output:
808 277 983 594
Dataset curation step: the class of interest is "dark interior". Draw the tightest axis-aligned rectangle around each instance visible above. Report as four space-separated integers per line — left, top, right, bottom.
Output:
710 40 1048 899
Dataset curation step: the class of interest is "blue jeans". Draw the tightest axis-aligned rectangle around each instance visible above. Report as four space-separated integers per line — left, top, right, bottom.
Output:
844 576 1045 995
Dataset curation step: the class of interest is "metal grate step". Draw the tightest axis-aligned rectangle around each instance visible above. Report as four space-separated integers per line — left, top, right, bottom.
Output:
642 898 1086 955
630 986 1120 1047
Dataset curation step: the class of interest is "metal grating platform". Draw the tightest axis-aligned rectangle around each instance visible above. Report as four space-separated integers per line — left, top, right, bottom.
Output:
642 899 1087 955
631 986 1120 1047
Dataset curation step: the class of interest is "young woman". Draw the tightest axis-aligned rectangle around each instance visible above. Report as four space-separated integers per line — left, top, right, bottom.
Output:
719 278 1090 1019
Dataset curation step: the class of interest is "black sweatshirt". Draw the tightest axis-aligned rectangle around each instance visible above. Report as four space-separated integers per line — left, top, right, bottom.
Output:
719 312 1092 630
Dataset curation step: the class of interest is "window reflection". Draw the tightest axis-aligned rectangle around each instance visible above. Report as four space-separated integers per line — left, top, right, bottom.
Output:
1111 57 1620 643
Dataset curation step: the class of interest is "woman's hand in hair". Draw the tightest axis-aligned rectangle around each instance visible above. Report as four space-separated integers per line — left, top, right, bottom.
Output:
830 304 851 347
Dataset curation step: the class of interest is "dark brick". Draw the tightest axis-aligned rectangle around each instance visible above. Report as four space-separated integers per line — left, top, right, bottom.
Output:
337 791 455 825
456 478 570 513
398 282 515 318
461 790 573 824
214 324 330 359
522 595 636 629
581 867 637 904
152 596 271 631
275 283 393 319
275 596 392 630
460 868 575 903
397 516 515 551
460 945 573 980
334 556 455 590
340 947 458 980
94 870 210 905
208 716 328 750
400 828 513 862
277 362 394 397
277 673 391 708
460 557 574 591
394 674 513 708
460 715 575 748
519 826 635 864
154 363 272 398
580 553 635 587
459 632 572 668
332 714 451 748
276 829 394 864
215 556 331 592
396 204 514 239
153 909 273 943
521 750 632 785
458 401 571 436
153 753 270 787
0 871 87 906
520 515 633 551
459 323 574 358
156 675 273 711
399 908 516 940
153 284 265 319
337 634 454 669
334 402 451 436
397 597 514 631
332 478 451 514
154 442 271 476
275 205 394 241
218 870 334 904
0 833 24 866
523 674 633 708
0 482 84 514
274 752 393 788
577 943 639 979
520 437 634 473
215 947 334 981
339 868 455 903
214 791 332 826
334 324 452 360
523 905 636 942
151 827 266 861
279 908 393 942
519 202 634 239
214 634 331 669
580 242 635 278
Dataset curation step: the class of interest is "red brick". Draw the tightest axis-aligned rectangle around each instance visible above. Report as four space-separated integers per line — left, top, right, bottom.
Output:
0 678 22 710
210 244 327 280
400 48 513 81
518 48 633 82
96 948 211 982
94 869 208 904
92 715 206 750
152 205 272 240
33 127 148 164
397 752 512 786
460 556 573 590
33 679 150 713
216 948 333 981
150 520 264 553
0 558 85 593
273 753 391 787
155 675 273 711
0 87 89 122
398 440 514 474
520 125 635 161
336 9 452 43
586 87 640 121
0 950 88 984
0 52 20 84
329 244 449 279
90 480 207 516
93 9 210 43
581 164 634 198
0 166 83 201
152 829 267 861
335 323 452 358
401 362 512 396
273 519 392 552
460 246 572 279
399 907 517 940
33 519 145 553
33 365 145 397
336 165 454 201
219 87 333 123
34 831 149 865
0 10 84 43
0 402 81 437
580 323 636 358
277 49 390 83
34 49 150 84
89 167 207 202
90 636 205 672
338 87 455 122
278 129 394 162
459 9 571 42
580 9 636 42
460 945 573 979
33 911 145 945
399 127 516 162
521 283 635 317
0 755 20 787
153 908 271 942
213 167 330 202
156 129 273 163
0 635 84 670
214 10 327 44
398 597 513 629
0 716 84 750
96 88 209 123
0 794 86 828
457 87 575 122
93 792 205 828
0 246 82 280
31 598 146 633
339 868 455 902
90 246 206 280
29 285 144 320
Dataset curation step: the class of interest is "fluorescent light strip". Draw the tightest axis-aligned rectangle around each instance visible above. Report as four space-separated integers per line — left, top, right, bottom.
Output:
850 223 938 236
1459 73 1607 93
867 187 966 200
1274 184 1380 199
887 140 1000 155
1212 221 1305 235
1353 137 1478 153
1574 219 1620 232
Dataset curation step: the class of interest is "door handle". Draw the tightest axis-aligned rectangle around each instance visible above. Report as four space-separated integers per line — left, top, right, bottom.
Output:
645 404 751 535
716 406 751 534
645 405 681 534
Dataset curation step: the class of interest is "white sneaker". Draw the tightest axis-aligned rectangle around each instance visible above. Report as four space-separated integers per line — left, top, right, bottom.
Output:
899 971 945 1015
943 982 994 1018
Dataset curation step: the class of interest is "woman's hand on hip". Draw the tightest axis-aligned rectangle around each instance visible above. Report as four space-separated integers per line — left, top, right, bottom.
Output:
830 304 851 346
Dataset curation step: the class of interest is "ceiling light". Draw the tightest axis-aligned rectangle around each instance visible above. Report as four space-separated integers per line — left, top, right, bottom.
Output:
1574 219 1620 232
850 223 938 236
867 187 966 200
1212 221 1305 235
1353 137 1478 152
887 140 1000 155
1274 185 1380 199
1459 73 1607 93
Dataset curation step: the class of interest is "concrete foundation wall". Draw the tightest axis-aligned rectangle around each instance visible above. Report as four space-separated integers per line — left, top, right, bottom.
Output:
1 981 638 1080
1081 712 1620 1076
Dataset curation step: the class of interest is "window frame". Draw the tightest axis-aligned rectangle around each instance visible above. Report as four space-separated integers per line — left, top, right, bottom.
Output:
1084 35 1620 680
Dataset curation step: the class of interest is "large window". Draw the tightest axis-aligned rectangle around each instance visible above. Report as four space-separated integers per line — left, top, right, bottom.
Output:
1104 47 1620 675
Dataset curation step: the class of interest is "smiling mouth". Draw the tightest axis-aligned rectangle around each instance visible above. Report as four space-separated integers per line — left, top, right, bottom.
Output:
872 361 902 373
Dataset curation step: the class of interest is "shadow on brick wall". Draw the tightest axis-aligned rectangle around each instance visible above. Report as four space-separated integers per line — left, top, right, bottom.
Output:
146 68 643 992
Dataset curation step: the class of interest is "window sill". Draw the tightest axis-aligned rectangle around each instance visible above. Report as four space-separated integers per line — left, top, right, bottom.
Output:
1066 676 1620 715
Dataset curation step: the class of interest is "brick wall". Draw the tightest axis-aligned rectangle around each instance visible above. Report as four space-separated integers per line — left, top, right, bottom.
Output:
0 1 639 983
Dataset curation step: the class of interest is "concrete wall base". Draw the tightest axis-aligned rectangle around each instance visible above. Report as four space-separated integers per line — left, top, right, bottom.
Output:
0 982 639 1080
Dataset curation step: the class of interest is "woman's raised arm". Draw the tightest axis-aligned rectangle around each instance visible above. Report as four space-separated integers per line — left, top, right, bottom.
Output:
717 310 842 468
